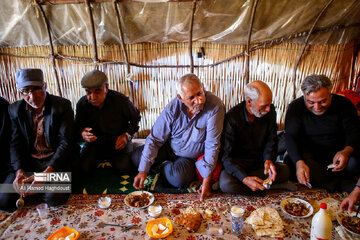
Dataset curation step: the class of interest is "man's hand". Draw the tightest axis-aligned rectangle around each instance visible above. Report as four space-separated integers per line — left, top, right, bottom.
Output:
340 186 360 214
133 172 148 189
296 160 310 185
198 176 212 202
115 133 128 150
333 146 353 172
81 127 97 143
264 160 277 182
22 166 54 196
13 169 27 196
242 176 265 191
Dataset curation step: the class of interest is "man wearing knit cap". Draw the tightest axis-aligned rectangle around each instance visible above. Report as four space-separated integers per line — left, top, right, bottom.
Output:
75 70 141 177
0 68 77 211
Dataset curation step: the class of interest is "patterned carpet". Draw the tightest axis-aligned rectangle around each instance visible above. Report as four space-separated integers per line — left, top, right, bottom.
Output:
0 188 347 240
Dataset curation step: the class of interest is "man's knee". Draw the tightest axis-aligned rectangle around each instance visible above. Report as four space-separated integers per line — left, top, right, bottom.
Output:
219 170 233 193
274 162 290 183
80 144 99 173
131 145 145 168
162 158 195 188
113 152 133 172
346 156 360 175
219 170 241 194
219 170 256 195
0 193 17 211
44 193 70 207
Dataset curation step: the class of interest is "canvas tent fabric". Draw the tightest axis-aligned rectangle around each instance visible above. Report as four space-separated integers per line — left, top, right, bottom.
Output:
0 0 359 47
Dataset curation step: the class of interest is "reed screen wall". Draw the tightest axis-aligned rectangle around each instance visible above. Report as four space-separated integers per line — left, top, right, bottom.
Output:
0 41 357 137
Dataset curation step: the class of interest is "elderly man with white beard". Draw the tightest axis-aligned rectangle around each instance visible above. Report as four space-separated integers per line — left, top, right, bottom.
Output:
219 81 290 195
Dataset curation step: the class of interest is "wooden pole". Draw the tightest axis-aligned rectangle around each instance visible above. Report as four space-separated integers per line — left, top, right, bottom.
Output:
189 0 197 73
113 0 135 103
245 0 259 84
85 0 99 68
35 0 63 96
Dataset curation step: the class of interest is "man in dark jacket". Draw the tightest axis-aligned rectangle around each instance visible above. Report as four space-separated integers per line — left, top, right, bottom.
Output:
219 81 289 195
0 97 11 180
75 70 141 176
285 74 360 192
0 97 13 210
0 68 77 211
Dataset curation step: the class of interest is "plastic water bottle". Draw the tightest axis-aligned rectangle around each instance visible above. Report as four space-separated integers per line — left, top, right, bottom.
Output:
310 203 332 240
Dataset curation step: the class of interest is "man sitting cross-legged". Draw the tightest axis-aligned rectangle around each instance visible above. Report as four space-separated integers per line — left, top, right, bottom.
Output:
219 81 290 195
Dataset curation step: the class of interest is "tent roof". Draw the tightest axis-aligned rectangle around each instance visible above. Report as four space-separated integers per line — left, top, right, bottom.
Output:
0 0 359 47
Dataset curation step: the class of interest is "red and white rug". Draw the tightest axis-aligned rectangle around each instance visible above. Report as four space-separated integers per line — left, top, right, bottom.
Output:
0 188 345 240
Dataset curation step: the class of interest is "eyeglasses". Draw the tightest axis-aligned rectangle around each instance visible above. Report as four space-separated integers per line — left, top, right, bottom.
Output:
19 86 44 96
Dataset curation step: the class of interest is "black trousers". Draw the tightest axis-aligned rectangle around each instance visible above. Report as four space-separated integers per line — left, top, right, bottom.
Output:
79 140 134 176
219 160 290 195
285 151 360 192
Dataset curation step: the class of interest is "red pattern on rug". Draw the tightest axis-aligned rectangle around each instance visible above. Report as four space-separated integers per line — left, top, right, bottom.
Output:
0 188 345 239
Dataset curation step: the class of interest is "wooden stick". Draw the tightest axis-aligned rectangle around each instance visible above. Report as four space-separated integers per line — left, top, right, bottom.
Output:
189 0 197 73
35 0 63 96
292 0 334 100
85 0 99 67
113 0 130 74
245 0 259 84
113 0 135 103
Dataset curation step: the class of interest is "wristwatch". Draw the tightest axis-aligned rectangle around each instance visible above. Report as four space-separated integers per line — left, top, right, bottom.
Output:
125 132 132 141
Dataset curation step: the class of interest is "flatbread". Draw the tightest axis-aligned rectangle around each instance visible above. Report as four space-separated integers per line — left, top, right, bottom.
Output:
245 207 285 237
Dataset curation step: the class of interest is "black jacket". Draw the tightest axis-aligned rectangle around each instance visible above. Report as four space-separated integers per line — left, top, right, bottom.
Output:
285 94 360 164
0 97 11 178
75 90 141 144
9 93 77 171
221 101 278 181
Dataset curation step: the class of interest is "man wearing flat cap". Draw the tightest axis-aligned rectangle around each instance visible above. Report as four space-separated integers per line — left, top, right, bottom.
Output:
75 70 141 177
0 68 78 211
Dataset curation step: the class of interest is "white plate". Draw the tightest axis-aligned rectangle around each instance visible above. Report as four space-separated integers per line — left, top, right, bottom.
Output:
280 198 313 218
337 211 360 237
124 191 154 209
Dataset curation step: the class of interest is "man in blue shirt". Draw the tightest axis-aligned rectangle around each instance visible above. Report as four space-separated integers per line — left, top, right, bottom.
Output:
132 73 225 201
